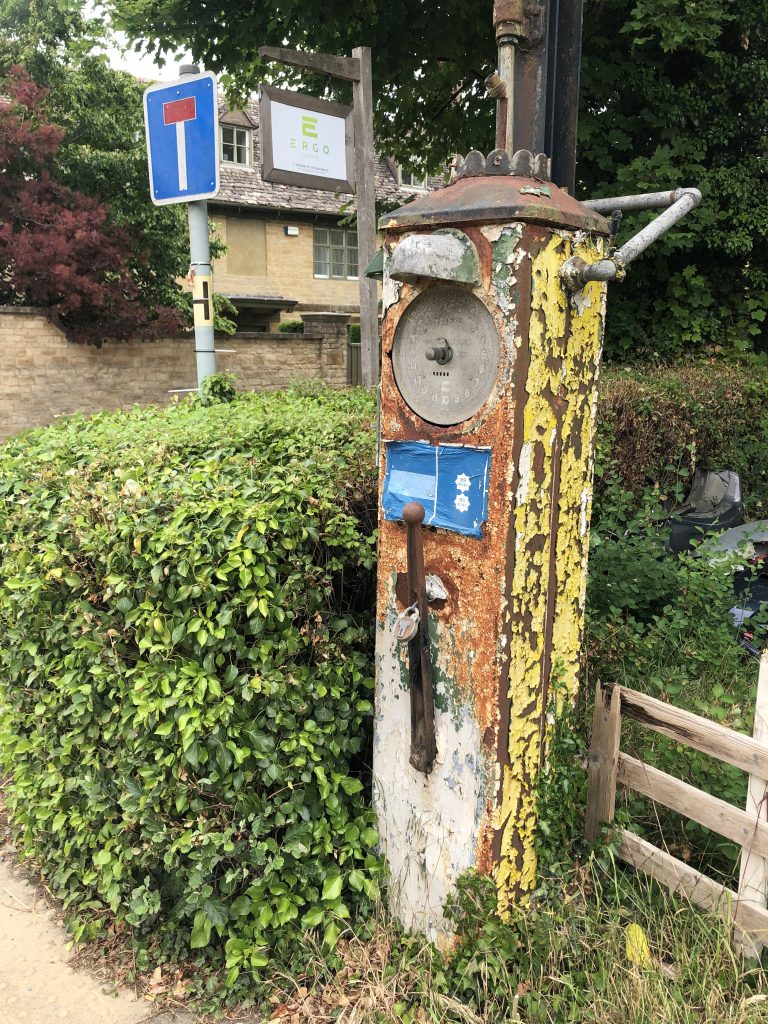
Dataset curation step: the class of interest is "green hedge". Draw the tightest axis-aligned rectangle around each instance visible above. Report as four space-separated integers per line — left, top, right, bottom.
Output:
276 320 304 333
597 363 768 510
0 387 379 992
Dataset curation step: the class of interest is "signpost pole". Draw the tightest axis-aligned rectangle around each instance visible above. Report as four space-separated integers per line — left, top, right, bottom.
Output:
179 64 216 387
351 46 379 388
187 198 216 384
143 65 220 389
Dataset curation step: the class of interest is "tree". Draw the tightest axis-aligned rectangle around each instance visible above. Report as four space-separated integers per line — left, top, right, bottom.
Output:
0 0 222 340
0 65 182 344
107 0 768 359
578 0 768 359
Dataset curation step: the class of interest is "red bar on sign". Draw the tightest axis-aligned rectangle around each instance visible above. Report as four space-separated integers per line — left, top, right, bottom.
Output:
163 96 196 125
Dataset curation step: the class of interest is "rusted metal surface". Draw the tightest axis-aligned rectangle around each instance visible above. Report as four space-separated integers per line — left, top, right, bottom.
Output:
379 173 610 235
494 0 526 42
403 502 437 774
374 188 610 937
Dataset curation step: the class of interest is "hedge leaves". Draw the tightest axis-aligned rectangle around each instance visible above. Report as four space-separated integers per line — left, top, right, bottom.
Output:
0 386 380 991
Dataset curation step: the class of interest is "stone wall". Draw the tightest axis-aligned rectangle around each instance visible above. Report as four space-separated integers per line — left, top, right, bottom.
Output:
0 307 352 439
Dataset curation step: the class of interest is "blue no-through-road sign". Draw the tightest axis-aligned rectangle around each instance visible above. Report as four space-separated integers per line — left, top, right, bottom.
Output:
143 71 220 206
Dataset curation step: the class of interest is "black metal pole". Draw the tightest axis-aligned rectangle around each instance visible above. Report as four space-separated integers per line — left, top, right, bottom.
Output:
545 0 584 193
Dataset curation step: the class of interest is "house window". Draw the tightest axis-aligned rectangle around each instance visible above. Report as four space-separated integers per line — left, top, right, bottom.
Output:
220 125 251 166
397 165 428 191
313 227 358 280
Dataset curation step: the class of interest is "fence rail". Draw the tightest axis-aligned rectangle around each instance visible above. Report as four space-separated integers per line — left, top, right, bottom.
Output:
586 654 768 953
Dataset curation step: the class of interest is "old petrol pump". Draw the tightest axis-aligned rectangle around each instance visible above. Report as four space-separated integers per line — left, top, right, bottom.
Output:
372 0 702 941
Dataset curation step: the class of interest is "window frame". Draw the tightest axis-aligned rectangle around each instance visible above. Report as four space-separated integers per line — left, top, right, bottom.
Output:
397 165 428 191
220 124 252 167
313 226 358 281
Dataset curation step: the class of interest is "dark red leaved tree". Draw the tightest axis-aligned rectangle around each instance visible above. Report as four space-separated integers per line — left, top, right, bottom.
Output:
0 66 182 344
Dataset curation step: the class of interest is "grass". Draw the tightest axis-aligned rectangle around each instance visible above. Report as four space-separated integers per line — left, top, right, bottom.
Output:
261 862 768 1024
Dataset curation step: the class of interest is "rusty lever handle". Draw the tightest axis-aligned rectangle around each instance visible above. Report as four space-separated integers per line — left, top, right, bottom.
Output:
402 502 437 774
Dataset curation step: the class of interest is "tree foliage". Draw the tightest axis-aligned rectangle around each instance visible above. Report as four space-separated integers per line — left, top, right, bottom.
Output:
579 0 768 359
107 0 768 359
0 65 182 344
0 0 218 340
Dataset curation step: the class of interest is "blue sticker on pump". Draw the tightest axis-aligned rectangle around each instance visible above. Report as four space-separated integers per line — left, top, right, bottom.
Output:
382 441 492 539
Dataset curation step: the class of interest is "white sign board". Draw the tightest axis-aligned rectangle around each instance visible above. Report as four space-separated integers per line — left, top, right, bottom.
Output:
260 86 355 193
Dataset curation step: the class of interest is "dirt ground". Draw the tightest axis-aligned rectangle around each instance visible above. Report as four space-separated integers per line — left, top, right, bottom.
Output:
0 841 189 1024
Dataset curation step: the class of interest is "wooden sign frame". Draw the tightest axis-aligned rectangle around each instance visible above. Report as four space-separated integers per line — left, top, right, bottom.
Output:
260 85 355 193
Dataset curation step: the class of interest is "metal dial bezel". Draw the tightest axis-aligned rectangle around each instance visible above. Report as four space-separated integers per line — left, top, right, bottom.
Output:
391 284 501 427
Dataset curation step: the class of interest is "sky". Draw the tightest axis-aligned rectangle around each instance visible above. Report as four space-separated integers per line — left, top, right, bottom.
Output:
99 33 191 83
84 2 192 83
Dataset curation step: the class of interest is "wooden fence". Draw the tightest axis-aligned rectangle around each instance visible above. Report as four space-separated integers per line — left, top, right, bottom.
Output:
586 652 768 954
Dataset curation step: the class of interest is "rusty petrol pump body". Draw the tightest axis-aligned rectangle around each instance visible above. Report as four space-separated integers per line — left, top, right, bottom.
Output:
372 150 611 940
371 0 703 942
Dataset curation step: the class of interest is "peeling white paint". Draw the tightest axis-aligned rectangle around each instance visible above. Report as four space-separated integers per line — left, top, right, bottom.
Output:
481 224 505 243
383 271 402 313
580 486 590 537
390 230 480 286
373 610 489 944
516 441 533 506
571 287 594 317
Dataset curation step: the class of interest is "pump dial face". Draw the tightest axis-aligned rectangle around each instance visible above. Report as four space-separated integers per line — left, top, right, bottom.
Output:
392 285 501 426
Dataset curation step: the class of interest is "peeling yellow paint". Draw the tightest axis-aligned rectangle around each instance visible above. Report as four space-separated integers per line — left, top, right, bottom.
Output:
495 232 607 911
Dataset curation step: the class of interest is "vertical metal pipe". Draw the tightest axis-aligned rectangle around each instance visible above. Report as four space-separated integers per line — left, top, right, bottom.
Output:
498 41 515 155
187 199 217 385
513 43 549 155
546 0 584 193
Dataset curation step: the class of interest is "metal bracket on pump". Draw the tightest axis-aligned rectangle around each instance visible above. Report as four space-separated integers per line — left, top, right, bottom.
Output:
560 187 703 290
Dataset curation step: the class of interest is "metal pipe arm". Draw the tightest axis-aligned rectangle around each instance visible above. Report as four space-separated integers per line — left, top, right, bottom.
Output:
561 187 702 290
582 188 697 214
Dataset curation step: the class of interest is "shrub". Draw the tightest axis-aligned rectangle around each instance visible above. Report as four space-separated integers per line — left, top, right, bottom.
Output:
276 320 304 334
0 387 380 996
585 449 755 879
197 370 238 405
347 323 361 345
598 363 768 509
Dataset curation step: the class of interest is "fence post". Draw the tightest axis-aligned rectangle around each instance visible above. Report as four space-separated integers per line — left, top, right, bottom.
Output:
736 651 768 956
585 682 621 843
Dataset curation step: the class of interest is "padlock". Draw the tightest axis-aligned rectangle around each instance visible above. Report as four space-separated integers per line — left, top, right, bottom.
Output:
394 603 420 643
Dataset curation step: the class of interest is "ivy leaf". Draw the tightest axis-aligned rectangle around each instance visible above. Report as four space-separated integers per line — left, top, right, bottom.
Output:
301 905 324 928
204 898 228 929
229 895 252 917
323 920 341 949
190 910 212 949
321 875 343 902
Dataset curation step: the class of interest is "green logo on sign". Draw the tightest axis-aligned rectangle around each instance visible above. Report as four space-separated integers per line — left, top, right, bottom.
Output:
302 115 318 139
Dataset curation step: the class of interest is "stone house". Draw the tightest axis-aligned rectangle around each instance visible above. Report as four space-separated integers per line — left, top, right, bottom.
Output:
212 97 440 331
